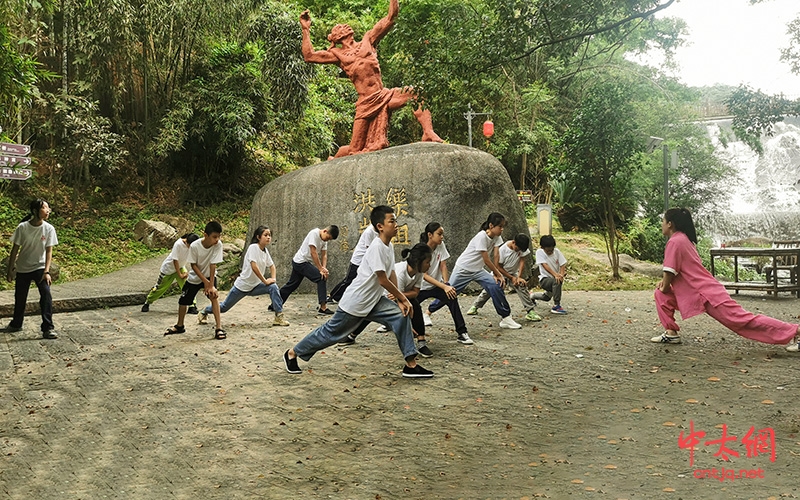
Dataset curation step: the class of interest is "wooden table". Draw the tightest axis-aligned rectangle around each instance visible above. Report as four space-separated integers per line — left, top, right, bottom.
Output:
710 247 800 297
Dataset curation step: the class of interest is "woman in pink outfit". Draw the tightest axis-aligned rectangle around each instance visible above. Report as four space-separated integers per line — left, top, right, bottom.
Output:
652 208 800 352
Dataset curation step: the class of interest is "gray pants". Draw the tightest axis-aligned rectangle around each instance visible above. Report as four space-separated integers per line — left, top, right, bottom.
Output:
532 276 562 306
473 276 535 312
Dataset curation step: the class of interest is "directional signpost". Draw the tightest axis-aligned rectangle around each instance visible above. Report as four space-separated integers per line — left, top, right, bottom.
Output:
0 142 32 180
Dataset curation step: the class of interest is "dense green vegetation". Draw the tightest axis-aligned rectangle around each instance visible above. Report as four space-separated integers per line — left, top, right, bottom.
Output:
2 0 792 285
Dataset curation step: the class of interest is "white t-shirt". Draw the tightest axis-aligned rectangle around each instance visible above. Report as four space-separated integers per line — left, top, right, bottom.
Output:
293 228 327 264
159 238 192 275
234 243 274 293
420 242 450 290
350 225 378 266
187 238 224 284
391 261 424 294
10 220 58 273
498 242 531 278
536 247 567 280
455 231 503 273
338 238 395 317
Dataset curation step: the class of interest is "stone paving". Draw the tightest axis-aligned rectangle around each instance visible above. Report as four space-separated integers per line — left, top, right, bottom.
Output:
1 265 800 499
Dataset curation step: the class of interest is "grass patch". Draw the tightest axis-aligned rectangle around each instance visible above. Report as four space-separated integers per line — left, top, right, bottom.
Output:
546 229 660 291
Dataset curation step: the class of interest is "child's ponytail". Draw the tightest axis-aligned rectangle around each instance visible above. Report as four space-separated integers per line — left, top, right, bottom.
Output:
250 225 270 244
21 199 46 223
402 243 433 273
419 222 442 243
480 212 505 231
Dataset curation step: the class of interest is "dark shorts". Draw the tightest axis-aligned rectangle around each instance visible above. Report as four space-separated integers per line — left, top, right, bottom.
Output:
179 278 217 306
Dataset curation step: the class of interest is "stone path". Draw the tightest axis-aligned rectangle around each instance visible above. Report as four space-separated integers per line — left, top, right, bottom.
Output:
1 267 799 498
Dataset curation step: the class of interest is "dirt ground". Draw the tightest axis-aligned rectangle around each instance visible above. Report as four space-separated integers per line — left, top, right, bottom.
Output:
1 290 799 499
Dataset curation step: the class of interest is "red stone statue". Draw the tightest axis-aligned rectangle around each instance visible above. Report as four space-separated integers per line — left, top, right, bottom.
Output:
300 0 443 158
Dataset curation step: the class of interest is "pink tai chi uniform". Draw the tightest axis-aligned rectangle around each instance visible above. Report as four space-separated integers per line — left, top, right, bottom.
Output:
655 231 797 344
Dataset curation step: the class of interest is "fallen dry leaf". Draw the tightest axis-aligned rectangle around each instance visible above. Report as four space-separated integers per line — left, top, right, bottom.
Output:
685 399 699 404
571 479 584 484
761 400 775 405
707 377 720 382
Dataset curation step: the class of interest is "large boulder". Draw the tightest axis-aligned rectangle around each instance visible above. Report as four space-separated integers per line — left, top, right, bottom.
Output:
153 214 195 237
249 143 531 292
134 220 178 249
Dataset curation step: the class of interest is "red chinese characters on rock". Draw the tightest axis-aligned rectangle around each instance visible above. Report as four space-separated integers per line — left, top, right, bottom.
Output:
678 420 776 468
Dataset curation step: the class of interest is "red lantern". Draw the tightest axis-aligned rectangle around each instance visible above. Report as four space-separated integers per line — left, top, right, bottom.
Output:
483 119 494 138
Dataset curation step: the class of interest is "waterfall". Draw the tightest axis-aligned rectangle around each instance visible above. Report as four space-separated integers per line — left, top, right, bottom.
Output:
701 117 800 244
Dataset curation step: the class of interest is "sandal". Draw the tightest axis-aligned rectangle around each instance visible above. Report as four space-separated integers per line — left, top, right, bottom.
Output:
164 324 186 336
214 328 227 340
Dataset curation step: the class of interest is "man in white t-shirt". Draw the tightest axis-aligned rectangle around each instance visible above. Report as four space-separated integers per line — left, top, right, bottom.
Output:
283 206 433 379
278 225 339 314
531 234 568 314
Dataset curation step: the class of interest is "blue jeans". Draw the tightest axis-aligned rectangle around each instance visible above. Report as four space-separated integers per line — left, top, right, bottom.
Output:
294 297 417 362
429 268 511 318
204 283 283 315
280 261 327 305
11 269 53 332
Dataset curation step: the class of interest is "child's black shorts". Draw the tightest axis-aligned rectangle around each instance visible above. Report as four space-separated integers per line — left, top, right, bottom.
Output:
179 278 218 306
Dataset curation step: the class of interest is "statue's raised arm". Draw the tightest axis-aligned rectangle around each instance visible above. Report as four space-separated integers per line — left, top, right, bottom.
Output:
299 10 338 64
364 0 399 46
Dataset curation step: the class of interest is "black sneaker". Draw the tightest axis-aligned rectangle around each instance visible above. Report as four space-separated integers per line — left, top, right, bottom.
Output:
268 304 274 312
141 303 150 312
42 330 58 339
187 305 199 315
5 324 22 333
402 364 434 378
418 344 434 358
284 350 302 374
317 307 334 315
337 334 356 346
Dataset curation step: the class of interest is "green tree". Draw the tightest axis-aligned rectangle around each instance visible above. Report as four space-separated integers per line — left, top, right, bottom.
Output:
557 80 644 278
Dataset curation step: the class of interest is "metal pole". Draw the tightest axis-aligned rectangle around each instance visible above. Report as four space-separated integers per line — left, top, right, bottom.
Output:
466 104 474 148
663 144 669 212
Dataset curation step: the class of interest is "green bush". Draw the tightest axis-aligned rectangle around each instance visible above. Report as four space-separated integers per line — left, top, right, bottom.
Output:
621 218 665 263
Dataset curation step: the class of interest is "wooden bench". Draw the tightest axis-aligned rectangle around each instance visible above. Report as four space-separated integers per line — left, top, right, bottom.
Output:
764 240 800 285
710 247 800 298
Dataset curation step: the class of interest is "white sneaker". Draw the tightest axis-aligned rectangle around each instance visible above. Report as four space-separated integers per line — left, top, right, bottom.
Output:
423 312 432 326
786 342 799 352
651 332 681 344
376 325 389 332
499 316 522 329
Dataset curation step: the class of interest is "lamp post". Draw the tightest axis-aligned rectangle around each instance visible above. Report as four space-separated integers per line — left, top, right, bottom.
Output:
647 136 677 212
464 103 493 147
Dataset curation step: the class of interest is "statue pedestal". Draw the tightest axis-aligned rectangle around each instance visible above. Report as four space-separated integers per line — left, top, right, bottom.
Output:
250 143 531 291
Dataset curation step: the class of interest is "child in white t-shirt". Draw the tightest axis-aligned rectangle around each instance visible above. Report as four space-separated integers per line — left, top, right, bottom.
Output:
141 233 200 313
327 224 378 303
5 199 58 338
164 221 225 339
531 234 568 314
198 225 289 327
283 206 433 379
278 225 339 314
428 212 523 331
340 243 434 357
468 233 541 321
